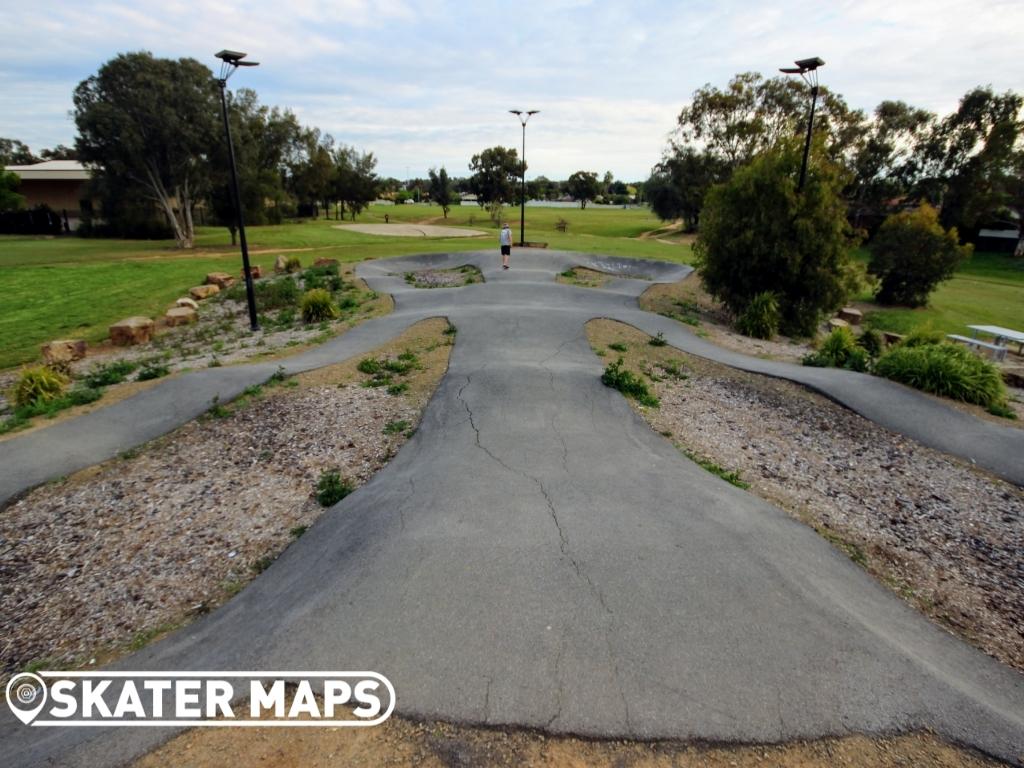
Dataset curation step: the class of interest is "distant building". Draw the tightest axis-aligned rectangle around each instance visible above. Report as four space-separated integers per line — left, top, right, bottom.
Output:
4 160 93 229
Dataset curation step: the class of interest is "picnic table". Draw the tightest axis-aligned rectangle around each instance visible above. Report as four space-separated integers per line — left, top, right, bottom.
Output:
968 325 1024 356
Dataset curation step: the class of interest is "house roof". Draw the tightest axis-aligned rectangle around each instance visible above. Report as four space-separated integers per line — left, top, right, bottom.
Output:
5 160 91 181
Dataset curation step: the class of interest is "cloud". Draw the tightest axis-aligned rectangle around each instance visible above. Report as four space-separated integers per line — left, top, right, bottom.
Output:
2 0 1021 179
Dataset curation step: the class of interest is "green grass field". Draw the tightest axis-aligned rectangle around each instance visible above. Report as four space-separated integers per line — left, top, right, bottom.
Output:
1 203 1021 371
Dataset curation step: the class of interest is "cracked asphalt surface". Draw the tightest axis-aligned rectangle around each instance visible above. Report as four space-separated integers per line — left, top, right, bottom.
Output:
1 250 1022 767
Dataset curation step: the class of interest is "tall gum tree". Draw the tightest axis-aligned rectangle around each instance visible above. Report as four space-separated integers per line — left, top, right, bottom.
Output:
74 52 218 248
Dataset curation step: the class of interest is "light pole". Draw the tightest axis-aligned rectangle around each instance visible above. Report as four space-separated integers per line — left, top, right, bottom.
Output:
509 109 539 246
779 57 824 193
215 49 260 331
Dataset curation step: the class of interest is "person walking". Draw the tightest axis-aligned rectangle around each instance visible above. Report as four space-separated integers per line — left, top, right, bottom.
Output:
499 222 512 270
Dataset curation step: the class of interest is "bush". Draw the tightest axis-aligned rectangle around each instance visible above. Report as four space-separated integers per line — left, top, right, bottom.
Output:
83 360 138 388
735 292 780 339
601 358 659 408
802 327 869 372
901 325 945 348
695 140 861 336
868 203 972 307
875 342 1007 408
137 363 170 381
227 276 300 310
284 255 302 273
316 470 354 507
299 289 338 323
857 328 884 358
12 366 69 407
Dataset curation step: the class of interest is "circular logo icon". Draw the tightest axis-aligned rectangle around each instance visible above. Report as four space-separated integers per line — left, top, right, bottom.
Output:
6 672 48 725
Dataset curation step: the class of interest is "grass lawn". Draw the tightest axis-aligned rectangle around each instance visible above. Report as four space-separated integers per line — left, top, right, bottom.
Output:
0 206 691 370
853 249 1024 337
2 205 1021 371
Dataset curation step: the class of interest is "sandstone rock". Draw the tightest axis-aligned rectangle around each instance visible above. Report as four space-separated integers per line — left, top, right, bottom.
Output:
41 339 87 365
189 284 220 300
1002 367 1024 389
165 307 197 327
882 331 904 346
205 272 236 289
838 307 863 325
828 318 850 331
110 317 154 346
175 297 199 310
274 255 288 273
313 258 340 268
241 265 262 280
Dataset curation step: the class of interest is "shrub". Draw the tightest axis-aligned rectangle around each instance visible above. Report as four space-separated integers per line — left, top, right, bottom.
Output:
802 327 869 372
868 203 972 307
735 292 780 339
649 332 667 347
83 360 138 388
137 363 170 381
601 358 659 407
316 470 354 506
231 276 301 311
857 328 884 358
695 140 861 336
299 289 338 323
12 366 69 407
357 357 382 374
608 342 627 352
284 255 302 273
874 342 1007 408
900 326 945 348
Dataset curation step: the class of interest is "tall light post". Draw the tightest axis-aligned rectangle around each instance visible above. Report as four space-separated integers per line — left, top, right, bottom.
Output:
509 109 539 246
779 57 825 193
216 50 260 331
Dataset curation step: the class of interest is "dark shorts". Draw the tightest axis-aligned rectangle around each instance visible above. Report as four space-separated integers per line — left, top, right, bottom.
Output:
501 245 511 256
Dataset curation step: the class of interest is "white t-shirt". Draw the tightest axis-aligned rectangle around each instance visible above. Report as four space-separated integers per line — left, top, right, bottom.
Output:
499 227 512 246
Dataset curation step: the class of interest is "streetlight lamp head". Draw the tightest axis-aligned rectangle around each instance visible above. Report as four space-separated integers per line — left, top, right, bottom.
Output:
215 50 249 63
527 110 540 116
509 109 523 115
779 67 803 74
794 56 825 70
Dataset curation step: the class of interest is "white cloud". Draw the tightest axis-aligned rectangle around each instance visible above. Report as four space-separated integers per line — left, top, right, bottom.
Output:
2 0 1021 179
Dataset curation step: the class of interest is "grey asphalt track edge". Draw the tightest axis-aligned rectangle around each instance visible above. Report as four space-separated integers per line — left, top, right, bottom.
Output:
1 249 1022 767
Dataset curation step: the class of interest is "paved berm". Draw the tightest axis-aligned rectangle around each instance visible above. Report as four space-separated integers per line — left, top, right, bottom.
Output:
1 250 1022 767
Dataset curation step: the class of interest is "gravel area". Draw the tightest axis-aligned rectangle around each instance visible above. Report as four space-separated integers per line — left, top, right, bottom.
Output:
402 265 483 288
0 320 450 681
589 320 1024 672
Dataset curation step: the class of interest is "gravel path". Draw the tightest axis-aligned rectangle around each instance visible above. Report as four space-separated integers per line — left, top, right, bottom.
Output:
0 319 449 681
591 321 1024 671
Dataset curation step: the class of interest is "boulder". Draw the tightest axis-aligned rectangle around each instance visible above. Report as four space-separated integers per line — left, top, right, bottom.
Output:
828 318 850 331
274 254 288 273
313 258 340 268
41 339 87 366
837 307 863 325
189 284 220 300
241 265 263 280
205 272 235 289
175 297 199 310
882 331 904 346
1002 367 1024 389
165 306 197 327
110 317 154 346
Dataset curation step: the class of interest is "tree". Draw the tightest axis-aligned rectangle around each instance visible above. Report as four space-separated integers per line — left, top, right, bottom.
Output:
40 145 78 161
288 128 335 216
868 203 972 307
209 88 303 243
695 140 861 336
566 171 601 209
0 138 38 165
0 171 25 211
332 145 379 220
646 148 727 230
73 52 217 248
848 100 935 231
918 87 1023 240
428 166 454 218
468 146 520 206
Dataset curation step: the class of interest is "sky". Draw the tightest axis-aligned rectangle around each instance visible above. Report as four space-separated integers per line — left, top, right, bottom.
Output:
1 0 1022 181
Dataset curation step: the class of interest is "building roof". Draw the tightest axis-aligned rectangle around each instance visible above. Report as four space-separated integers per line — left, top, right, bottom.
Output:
5 160 91 181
